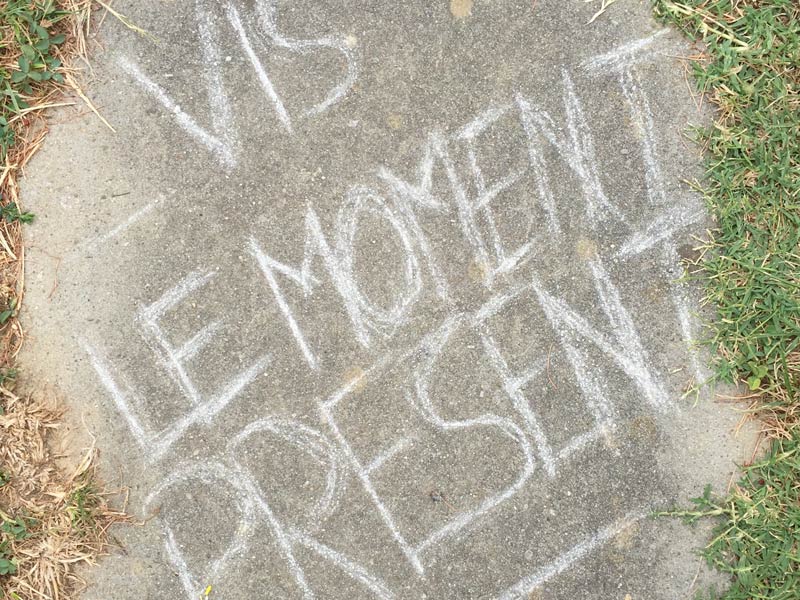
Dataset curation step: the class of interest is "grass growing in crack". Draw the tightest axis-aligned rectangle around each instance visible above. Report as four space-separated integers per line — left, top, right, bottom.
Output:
66 482 101 531
658 436 800 599
654 1 799 598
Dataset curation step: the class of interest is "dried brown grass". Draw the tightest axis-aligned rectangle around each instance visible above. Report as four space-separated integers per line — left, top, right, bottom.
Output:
0 1 129 598
0 390 128 600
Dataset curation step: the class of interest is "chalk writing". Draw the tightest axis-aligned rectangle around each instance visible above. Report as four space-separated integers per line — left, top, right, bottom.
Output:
497 512 645 599
80 27 709 598
585 32 710 390
81 270 270 460
120 0 358 169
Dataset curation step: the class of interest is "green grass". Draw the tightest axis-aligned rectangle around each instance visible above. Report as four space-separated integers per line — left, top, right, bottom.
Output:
653 0 800 598
660 436 800 599
655 0 800 407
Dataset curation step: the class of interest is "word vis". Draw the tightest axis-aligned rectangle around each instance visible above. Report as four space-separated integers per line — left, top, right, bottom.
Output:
120 0 358 169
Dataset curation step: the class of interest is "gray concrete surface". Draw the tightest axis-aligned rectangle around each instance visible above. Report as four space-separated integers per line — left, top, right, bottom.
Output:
20 1 755 598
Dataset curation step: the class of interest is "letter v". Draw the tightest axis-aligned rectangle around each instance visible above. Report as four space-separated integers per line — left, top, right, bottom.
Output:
118 0 238 170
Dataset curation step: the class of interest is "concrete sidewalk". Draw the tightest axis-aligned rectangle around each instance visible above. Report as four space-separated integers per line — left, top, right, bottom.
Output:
21 1 751 598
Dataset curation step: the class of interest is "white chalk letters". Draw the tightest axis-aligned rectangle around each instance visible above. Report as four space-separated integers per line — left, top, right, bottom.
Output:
87 29 708 598
120 0 358 169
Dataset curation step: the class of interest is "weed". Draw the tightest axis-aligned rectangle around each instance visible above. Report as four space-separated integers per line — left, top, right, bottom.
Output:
0 550 16 576
0 513 34 577
1 0 72 161
0 368 17 390
0 201 33 224
1 516 33 541
0 297 17 325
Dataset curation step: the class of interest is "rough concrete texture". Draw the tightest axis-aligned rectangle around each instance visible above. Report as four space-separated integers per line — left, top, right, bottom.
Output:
20 1 755 598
